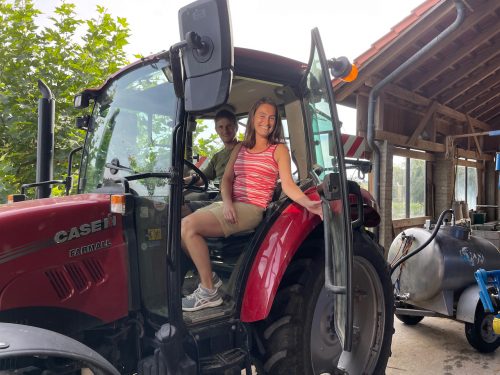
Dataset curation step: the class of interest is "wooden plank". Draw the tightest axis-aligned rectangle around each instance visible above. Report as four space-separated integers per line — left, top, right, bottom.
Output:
393 147 435 161
450 72 500 108
466 114 482 155
440 55 500 104
407 101 438 145
471 92 500 118
334 1 454 102
425 40 500 98
375 129 445 152
393 216 432 229
412 15 500 91
376 129 494 161
455 158 484 169
365 79 493 131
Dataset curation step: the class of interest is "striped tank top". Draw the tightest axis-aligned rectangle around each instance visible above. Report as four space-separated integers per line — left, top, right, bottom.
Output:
232 144 279 208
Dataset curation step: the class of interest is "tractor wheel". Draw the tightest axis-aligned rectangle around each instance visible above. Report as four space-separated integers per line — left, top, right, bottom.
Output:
257 239 393 374
465 303 500 353
395 314 424 326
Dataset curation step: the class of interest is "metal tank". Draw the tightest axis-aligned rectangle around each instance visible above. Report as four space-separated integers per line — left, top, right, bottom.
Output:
388 225 500 316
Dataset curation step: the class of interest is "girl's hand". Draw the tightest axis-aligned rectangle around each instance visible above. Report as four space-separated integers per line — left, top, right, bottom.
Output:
223 202 238 224
305 199 323 220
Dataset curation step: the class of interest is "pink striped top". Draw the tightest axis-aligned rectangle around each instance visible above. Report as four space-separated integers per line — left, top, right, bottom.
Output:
232 144 280 208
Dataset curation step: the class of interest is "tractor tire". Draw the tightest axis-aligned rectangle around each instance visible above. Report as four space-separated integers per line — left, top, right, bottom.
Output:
465 303 500 353
395 314 424 326
257 238 393 375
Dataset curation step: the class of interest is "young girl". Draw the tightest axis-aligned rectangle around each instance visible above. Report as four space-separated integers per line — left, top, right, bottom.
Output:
181 97 323 311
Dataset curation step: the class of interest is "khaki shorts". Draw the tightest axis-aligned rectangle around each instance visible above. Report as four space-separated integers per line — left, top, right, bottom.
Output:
198 201 264 237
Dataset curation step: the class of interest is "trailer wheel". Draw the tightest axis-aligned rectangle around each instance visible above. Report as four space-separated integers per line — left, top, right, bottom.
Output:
465 303 500 353
257 238 393 374
395 314 424 326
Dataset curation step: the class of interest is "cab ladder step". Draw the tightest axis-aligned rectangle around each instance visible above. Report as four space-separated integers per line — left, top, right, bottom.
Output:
199 348 248 374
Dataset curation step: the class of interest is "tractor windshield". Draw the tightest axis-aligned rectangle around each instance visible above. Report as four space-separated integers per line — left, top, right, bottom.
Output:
79 58 177 197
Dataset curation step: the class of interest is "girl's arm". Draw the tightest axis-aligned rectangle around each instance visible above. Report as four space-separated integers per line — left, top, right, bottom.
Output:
275 144 323 219
220 143 242 224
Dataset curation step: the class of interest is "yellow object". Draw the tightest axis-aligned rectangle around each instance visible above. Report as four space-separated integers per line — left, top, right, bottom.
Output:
493 317 500 335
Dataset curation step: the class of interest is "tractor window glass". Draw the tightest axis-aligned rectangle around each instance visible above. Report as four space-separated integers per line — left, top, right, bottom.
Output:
80 61 176 197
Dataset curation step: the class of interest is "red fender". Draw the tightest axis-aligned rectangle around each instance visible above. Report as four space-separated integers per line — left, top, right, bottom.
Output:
240 190 321 322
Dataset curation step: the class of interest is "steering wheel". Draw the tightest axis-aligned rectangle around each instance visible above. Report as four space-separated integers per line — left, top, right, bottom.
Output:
184 159 209 192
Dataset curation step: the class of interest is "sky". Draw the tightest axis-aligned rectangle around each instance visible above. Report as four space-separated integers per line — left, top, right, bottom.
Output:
33 0 424 63
32 0 425 134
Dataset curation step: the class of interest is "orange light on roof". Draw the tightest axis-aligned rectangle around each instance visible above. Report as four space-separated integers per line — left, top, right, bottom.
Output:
342 64 358 82
110 195 126 215
7 195 14 205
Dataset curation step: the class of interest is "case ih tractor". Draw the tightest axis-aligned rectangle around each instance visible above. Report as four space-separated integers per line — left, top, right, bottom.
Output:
0 0 393 373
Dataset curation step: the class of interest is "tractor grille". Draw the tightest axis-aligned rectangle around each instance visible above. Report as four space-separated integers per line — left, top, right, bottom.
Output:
83 258 106 283
64 263 90 292
45 269 72 300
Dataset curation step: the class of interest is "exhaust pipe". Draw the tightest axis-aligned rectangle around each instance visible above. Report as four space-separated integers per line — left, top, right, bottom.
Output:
36 79 55 199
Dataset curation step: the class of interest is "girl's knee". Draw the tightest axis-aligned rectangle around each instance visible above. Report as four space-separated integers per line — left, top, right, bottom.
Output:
181 216 197 238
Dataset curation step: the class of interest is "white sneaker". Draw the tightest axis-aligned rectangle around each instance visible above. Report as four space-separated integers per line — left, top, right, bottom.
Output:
182 284 223 312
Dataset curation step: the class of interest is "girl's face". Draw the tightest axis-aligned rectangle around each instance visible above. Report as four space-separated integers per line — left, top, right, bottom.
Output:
253 103 277 139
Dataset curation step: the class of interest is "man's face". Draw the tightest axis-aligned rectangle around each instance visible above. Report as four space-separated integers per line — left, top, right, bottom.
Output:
215 117 237 144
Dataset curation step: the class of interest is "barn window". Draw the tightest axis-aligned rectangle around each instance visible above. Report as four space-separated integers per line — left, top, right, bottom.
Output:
392 155 426 219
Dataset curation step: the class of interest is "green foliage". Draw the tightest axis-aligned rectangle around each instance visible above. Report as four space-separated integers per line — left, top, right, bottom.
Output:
193 120 220 157
0 0 130 202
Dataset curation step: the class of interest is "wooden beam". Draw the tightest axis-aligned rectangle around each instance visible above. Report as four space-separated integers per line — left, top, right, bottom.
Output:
466 114 482 155
407 101 438 145
425 40 500 98
365 78 492 131
439 54 500 104
479 102 500 123
393 146 435 161
393 216 432 229
376 129 445 152
471 92 500 118
451 71 500 109
410 7 500 91
334 1 455 102
375 129 494 160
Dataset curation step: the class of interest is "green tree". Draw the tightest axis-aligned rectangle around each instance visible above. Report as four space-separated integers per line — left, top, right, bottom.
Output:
0 0 130 201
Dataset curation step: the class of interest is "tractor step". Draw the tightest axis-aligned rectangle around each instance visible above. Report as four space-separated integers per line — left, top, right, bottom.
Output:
183 301 234 325
199 348 247 373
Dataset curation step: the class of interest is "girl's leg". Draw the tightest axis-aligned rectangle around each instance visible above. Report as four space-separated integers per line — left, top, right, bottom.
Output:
181 210 225 290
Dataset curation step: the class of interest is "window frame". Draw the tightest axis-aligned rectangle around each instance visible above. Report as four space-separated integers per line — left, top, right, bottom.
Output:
392 148 429 219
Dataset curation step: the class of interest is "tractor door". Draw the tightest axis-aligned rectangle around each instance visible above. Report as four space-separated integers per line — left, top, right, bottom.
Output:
302 28 354 352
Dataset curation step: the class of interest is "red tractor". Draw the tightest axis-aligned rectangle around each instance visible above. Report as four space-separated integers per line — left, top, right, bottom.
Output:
0 0 393 373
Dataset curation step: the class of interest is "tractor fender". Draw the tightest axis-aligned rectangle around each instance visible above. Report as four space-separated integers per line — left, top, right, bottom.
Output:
241 192 322 322
456 284 480 323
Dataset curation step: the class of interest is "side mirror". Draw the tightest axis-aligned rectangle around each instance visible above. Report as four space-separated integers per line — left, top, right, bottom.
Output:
178 0 233 113
75 115 93 131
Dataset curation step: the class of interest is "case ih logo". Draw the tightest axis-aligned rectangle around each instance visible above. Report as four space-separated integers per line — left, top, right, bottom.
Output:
54 215 117 244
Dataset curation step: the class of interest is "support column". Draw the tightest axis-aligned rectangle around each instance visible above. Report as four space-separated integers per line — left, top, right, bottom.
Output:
433 156 454 217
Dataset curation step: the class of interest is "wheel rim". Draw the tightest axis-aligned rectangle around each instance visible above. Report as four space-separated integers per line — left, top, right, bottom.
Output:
480 314 498 344
310 256 386 374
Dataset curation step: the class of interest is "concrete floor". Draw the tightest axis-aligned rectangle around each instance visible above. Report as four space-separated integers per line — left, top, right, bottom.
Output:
387 316 500 375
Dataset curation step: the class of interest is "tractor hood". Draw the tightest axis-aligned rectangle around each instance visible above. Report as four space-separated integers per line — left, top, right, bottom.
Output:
0 194 129 325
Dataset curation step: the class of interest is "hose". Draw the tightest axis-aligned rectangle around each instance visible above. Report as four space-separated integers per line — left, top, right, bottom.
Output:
390 209 453 276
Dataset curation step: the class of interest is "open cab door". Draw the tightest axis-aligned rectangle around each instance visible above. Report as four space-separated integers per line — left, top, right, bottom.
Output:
303 28 354 365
